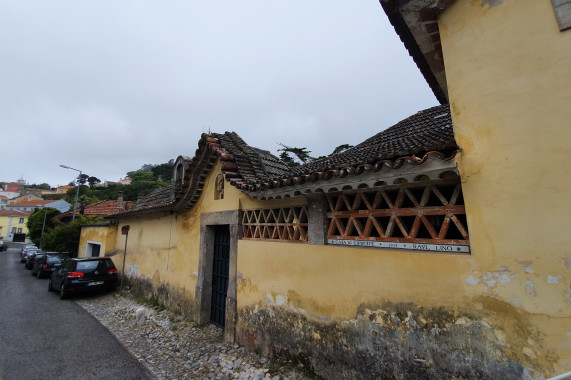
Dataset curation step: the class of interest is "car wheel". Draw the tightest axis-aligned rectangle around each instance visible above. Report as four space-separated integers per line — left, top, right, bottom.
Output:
37 270 42 279
31 269 36 276
48 278 53 292
59 283 68 300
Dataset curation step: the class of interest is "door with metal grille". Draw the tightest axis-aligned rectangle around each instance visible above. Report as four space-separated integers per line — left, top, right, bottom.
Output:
210 225 230 328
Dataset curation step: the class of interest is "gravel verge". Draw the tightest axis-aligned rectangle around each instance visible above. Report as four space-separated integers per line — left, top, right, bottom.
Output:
76 292 313 380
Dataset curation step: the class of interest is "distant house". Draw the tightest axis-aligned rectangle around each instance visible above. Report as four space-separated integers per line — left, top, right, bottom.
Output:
0 209 31 242
56 185 75 194
102 177 132 187
0 196 8 210
5 199 70 213
55 194 133 223
2 182 24 192
0 192 20 201
9 193 43 204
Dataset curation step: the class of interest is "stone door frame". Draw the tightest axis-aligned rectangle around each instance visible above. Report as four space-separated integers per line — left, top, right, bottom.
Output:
195 210 241 343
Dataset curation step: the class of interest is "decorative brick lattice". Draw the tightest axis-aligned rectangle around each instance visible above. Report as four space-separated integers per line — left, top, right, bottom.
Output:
326 177 469 246
242 206 308 242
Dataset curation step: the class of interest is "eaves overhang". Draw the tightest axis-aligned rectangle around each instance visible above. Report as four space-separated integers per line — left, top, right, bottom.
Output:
242 151 458 200
380 0 457 104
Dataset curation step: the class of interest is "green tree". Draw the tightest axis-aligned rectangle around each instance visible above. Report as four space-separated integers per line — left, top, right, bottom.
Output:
78 173 89 185
25 183 51 190
278 144 314 167
151 160 174 182
41 215 103 256
26 208 60 244
127 170 169 199
87 176 101 188
128 170 155 182
330 144 354 155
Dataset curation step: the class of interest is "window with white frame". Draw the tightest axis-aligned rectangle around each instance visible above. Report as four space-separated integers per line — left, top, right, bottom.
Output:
86 242 102 257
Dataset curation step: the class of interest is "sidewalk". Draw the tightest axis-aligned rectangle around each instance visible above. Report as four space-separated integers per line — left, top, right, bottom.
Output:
76 292 313 380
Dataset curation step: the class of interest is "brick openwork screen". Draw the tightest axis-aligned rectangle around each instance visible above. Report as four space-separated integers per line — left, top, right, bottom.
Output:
326 177 469 247
242 206 308 242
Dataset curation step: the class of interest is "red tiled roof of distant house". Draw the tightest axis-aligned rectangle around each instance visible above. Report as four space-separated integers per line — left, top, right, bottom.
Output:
57 200 134 219
0 210 32 217
6 200 54 207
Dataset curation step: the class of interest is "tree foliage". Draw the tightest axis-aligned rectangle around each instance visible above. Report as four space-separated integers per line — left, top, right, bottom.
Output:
151 160 175 182
330 144 354 155
26 208 61 244
87 176 101 187
277 143 354 167
41 215 104 256
24 183 51 190
278 144 314 167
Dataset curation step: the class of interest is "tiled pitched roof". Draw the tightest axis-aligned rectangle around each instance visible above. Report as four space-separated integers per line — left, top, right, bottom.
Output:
57 199 134 219
114 104 457 217
6 200 54 207
285 105 454 178
113 186 173 216
211 132 290 189
0 210 32 217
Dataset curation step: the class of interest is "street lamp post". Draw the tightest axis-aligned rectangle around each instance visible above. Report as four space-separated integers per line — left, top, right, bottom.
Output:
40 208 48 250
59 164 82 222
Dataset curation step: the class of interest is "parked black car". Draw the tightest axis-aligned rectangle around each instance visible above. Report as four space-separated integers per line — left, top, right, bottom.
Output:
32 254 68 279
25 252 45 270
48 258 118 299
0 240 7 251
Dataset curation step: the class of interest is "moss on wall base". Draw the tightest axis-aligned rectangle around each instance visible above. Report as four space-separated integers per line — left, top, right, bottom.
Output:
236 300 551 379
126 276 197 319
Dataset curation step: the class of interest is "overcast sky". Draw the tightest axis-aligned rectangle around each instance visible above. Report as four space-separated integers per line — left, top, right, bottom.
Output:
1 0 437 188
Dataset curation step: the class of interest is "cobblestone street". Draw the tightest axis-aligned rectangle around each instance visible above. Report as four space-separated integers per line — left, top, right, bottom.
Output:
76 292 312 380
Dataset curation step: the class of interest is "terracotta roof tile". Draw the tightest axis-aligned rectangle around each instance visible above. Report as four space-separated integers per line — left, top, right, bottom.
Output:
57 199 135 219
114 186 173 216
286 105 455 177
0 210 32 217
6 200 54 207
114 104 457 217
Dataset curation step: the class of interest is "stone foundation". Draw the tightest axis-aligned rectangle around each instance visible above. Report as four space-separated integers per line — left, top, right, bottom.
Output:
126 276 196 319
237 299 555 379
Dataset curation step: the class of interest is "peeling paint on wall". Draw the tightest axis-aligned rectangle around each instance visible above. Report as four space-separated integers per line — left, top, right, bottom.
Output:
547 275 562 284
516 260 534 274
127 275 196 318
525 280 536 296
481 0 504 9
127 263 139 277
466 275 479 285
483 269 518 291
265 292 331 322
237 297 556 379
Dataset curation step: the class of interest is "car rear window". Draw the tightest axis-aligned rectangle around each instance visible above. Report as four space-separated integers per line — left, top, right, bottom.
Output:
76 261 99 271
99 260 115 269
47 257 62 263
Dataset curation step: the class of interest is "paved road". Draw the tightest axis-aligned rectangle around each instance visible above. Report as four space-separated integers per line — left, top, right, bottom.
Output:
0 245 152 380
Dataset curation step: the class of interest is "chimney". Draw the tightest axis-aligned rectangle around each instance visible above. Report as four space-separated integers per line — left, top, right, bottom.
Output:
117 192 124 209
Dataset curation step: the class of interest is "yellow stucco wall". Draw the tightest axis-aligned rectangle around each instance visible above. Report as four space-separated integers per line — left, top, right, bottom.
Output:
78 225 118 259
110 160 248 314
0 214 29 240
437 0 571 373
237 240 473 318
